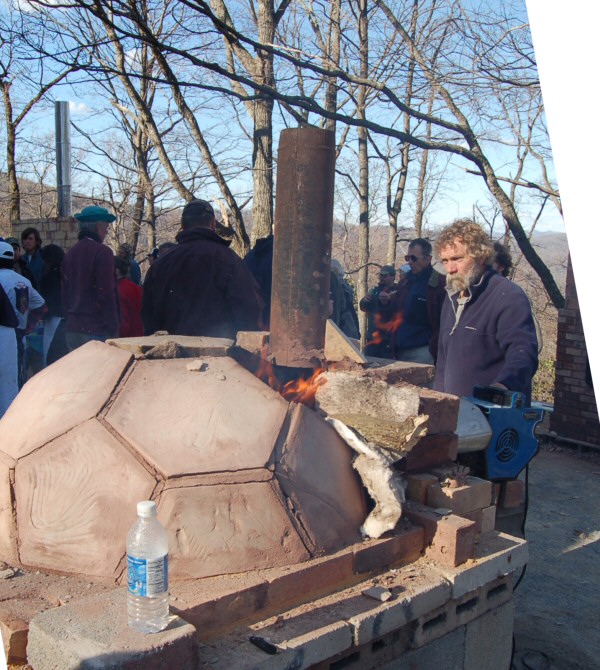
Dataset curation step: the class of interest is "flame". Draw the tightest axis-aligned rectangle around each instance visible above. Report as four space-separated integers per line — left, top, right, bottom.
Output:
281 368 326 406
252 346 326 407
366 311 404 349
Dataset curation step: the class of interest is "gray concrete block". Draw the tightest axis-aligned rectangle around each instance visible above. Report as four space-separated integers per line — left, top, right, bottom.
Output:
348 569 451 646
379 625 465 669
464 601 513 670
27 589 198 670
431 531 527 599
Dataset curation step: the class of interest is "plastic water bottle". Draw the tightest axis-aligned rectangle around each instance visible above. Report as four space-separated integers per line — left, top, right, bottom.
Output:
126 500 169 633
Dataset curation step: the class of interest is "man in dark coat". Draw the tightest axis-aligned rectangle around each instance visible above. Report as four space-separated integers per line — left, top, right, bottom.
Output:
433 219 538 404
142 199 262 338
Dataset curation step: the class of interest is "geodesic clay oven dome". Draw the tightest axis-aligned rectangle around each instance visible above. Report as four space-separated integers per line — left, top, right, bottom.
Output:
0 340 367 581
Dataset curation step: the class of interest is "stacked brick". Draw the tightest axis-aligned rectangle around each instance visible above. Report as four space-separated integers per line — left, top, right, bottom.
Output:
12 217 79 251
551 256 600 446
403 472 496 568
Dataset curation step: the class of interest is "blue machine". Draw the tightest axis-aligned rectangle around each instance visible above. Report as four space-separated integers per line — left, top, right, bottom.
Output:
465 386 544 481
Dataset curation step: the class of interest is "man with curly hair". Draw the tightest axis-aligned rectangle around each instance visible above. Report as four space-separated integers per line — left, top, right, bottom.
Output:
433 219 538 403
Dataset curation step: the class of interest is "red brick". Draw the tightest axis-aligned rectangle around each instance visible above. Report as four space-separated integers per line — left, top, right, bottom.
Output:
352 524 425 574
405 473 439 504
426 514 476 567
266 552 354 609
398 433 458 472
0 614 28 664
498 479 525 509
461 505 496 535
426 477 492 515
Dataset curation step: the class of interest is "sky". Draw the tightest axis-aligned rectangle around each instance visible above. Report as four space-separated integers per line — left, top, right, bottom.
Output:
526 1 600 402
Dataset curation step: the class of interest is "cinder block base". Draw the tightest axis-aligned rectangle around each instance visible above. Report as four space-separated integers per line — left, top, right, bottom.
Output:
27 589 198 670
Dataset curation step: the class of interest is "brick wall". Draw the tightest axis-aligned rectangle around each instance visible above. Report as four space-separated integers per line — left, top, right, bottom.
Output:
12 217 79 252
550 255 600 445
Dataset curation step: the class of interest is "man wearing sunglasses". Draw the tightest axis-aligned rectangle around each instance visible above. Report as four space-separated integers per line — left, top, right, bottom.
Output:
389 238 446 364
359 264 398 358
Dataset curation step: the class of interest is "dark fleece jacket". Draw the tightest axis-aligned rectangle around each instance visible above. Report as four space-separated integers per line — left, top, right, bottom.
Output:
142 227 262 338
433 269 538 403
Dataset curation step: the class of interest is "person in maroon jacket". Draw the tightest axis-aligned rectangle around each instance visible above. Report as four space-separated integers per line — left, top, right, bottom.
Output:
62 206 120 351
142 199 262 339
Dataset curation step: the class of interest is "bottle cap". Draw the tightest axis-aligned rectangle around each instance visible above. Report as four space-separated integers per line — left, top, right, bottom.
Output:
137 500 157 518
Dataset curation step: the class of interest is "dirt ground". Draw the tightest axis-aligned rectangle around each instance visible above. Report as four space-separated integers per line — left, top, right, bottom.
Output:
511 444 600 670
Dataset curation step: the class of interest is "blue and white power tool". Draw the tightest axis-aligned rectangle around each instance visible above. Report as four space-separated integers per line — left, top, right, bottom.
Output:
456 385 544 481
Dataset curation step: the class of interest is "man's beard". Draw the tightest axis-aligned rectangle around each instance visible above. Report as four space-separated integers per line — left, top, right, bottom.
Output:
447 264 484 293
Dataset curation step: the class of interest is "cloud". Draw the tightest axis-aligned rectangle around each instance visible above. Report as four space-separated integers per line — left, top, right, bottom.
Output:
68 101 92 115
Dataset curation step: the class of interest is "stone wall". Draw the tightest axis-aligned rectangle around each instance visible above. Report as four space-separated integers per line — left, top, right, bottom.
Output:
550 256 600 446
12 217 79 252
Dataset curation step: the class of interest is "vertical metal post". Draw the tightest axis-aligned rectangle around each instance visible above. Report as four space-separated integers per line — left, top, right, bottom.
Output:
270 126 336 368
55 101 72 217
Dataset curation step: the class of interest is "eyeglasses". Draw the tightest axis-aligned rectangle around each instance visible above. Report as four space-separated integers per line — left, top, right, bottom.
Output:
405 254 424 262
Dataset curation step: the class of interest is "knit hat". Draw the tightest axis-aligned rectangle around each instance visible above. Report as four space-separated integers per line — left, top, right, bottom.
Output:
380 264 395 276
74 206 116 223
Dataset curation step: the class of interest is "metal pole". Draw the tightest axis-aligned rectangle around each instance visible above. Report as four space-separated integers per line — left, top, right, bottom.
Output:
270 126 336 368
55 101 72 217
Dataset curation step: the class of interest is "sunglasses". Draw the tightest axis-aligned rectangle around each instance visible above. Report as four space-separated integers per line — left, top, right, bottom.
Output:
405 254 424 262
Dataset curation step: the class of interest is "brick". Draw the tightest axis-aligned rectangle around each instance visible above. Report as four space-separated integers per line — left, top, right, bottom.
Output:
405 473 438 504
498 480 525 509
171 575 268 638
432 531 527 599
0 614 28 664
426 514 476 567
353 524 425 574
235 331 270 355
397 433 458 472
461 505 496 535
426 477 492 515
266 552 354 610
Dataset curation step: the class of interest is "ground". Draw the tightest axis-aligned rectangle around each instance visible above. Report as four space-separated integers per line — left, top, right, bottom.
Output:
512 445 600 670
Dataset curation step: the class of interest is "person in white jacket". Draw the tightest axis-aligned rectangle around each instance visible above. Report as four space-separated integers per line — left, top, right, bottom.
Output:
0 241 45 419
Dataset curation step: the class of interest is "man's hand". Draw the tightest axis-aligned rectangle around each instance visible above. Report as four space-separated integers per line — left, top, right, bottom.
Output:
378 290 396 305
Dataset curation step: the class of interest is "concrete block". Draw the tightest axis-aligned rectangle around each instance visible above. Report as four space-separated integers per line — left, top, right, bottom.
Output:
464 601 514 670
426 515 476 567
426 477 492 515
348 568 451 645
27 589 198 670
282 620 353 668
379 626 465 670
499 479 525 509
432 531 527 599
404 473 438 504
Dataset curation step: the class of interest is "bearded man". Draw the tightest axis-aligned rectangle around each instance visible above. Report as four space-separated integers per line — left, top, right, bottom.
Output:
433 219 538 403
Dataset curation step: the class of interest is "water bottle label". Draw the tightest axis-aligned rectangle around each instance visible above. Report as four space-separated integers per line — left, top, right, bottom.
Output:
127 554 168 597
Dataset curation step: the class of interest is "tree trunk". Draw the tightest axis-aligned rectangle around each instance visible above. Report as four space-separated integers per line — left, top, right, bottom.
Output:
1 82 20 222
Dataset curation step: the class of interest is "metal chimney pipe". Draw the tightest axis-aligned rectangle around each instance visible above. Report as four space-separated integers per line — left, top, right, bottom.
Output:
55 101 72 217
270 126 336 368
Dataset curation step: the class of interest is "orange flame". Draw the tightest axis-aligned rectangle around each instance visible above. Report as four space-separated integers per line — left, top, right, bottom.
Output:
366 311 404 349
252 346 326 407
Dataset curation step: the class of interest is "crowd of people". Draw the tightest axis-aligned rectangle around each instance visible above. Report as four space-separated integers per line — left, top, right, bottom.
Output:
0 203 538 419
